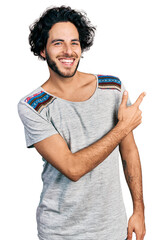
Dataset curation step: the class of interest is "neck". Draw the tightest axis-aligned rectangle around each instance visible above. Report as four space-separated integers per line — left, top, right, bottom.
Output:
46 69 82 93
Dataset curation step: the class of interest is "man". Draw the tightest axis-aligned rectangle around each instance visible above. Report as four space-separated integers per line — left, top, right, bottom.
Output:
18 6 146 240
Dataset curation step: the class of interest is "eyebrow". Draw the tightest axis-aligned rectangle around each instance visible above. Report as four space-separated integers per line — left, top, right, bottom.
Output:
51 39 80 44
71 39 80 42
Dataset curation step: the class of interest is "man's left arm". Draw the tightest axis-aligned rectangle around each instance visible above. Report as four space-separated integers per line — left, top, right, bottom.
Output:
119 131 146 240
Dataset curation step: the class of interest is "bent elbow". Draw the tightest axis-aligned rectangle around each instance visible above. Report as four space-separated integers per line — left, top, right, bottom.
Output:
66 153 80 182
69 167 80 182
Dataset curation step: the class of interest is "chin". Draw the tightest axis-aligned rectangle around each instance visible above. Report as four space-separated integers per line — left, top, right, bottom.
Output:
58 71 77 78
55 65 79 78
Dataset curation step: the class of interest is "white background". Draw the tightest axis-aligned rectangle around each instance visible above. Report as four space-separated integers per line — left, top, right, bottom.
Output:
1 0 163 239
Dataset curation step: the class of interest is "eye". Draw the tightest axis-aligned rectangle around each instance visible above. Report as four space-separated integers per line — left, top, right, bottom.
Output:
54 42 62 46
72 42 80 46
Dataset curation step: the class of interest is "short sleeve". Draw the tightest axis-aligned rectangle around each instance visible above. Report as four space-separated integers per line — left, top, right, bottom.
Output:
115 81 132 119
18 101 59 148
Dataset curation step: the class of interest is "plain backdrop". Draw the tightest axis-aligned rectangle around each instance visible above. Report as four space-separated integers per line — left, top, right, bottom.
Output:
1 0 163 239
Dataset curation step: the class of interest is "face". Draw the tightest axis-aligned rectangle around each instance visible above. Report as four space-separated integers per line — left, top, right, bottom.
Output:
41 22 82 78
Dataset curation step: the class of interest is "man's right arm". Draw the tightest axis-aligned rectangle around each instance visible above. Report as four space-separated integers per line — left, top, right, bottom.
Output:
34 91 146 181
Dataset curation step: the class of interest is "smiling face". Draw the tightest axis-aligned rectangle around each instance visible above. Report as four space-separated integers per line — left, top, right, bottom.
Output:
41 22 82 78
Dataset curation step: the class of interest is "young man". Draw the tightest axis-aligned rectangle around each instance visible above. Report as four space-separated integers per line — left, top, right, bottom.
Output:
18 6 146 240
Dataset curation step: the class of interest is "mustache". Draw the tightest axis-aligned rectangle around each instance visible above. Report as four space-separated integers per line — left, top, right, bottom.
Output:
57 53 78 58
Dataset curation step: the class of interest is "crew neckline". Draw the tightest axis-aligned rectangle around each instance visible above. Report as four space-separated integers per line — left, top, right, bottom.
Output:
39 74 99 104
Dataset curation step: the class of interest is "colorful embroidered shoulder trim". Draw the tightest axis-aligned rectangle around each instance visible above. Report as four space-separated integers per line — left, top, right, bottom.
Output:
24 90 56 113
97 75 121 92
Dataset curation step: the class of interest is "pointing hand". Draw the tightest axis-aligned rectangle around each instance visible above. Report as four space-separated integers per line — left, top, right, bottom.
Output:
118 91 146 134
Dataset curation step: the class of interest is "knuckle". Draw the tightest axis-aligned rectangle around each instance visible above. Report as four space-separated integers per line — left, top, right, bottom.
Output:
133 105 138 111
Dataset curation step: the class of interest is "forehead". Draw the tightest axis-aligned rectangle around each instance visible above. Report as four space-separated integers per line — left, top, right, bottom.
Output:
48 21 79 40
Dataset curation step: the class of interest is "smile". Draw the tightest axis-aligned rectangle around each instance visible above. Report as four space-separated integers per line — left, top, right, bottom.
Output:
58 58 75 66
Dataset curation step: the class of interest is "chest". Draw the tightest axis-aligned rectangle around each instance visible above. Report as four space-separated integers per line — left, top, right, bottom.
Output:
47 90 117 151
57 82 96 102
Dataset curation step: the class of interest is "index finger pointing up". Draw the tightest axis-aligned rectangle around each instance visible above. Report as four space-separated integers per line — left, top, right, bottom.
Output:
134 92 146 107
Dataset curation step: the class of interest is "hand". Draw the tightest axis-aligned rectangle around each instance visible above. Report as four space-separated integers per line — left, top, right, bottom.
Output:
118 91 146 134
127 212 146 240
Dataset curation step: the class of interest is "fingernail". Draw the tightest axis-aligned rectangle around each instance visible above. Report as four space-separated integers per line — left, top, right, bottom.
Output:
124 91 128 95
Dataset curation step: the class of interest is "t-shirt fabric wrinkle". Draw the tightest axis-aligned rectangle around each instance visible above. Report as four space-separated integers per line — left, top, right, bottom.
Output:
18 74 131 240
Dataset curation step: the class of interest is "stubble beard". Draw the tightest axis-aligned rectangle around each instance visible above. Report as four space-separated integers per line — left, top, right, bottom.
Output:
45 49 80 78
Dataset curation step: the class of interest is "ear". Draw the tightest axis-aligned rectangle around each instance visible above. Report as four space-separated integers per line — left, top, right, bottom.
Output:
40 49 46 59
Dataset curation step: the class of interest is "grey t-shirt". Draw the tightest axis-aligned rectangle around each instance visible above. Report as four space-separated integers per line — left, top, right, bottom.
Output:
18 74 131 240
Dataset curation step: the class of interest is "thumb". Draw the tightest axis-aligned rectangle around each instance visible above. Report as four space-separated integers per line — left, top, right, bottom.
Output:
120 91 128 107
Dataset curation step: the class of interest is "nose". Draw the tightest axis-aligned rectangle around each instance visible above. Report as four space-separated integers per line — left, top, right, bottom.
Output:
63 43 73 56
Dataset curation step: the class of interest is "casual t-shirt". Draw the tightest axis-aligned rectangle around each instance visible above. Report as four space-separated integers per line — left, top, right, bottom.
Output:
18 74 131 240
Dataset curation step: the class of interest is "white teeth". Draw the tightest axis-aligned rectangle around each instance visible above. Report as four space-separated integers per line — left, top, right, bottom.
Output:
59 59 74 63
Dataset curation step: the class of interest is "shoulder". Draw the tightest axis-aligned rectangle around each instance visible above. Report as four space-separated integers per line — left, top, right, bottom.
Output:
97 74 121 92
18 87 56 114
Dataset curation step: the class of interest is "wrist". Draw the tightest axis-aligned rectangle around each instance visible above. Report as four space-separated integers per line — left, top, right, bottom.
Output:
133 201 145 214
116 120 130 138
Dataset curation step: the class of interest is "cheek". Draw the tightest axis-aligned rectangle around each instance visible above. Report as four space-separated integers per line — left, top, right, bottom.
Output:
76 48 82 57
47 45 60 57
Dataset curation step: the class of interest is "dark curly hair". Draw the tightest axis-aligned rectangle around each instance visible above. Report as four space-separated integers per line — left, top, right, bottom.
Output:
29 6 96 60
